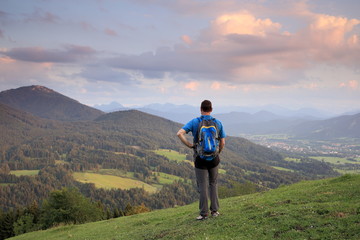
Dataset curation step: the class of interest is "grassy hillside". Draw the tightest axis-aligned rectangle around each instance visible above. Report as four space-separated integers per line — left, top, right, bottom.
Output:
10 174 360 240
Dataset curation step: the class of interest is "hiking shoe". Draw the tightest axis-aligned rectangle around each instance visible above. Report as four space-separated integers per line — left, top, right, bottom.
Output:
211 211 220 217
196 214 208 220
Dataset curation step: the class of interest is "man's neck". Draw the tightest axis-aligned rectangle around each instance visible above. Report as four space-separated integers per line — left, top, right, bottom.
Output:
201 111 211 116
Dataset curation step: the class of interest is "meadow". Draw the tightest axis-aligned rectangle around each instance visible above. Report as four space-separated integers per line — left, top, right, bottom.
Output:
73 172 158 193
310 156 360 165
154 149 190 163
9 170 40 176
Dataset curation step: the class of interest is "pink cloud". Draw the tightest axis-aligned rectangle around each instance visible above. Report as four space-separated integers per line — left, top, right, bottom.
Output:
211 81 221 90
80 21 97 31
339 80 359 90
108 7 360 86
308 14 360 47
184 81 199 91
349 80 359 89
181 35 192 45
211 11 282 37
340 80 359 90
104 28 118 36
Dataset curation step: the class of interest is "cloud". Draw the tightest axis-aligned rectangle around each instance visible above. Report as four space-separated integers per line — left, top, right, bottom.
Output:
211 11 281 36
106 6 359 86
104 28 118 36
80 21 97 31
339 80 359 90
0 56 54 88
24 8 60 23
79 65 138 85
184 81 199 91
211 81 221 90
181 35 192 45
1 45 96 63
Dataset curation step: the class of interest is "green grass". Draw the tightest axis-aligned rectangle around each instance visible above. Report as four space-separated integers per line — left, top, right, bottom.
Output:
73 169 185 192
284 157 301 163
311 156 360 165
0 183 15 186
153 172 184 185
154 149 188 162
10 170 39 176
271 166 294 172
55 160 68 165
10 174 360 240
73 172 157 193
96 169 135 178
334 168 360 174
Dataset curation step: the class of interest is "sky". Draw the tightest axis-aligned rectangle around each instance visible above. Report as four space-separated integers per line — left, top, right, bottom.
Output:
0 0 359 114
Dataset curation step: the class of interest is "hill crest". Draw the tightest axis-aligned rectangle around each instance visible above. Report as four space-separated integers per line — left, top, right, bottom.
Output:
0 85 104 121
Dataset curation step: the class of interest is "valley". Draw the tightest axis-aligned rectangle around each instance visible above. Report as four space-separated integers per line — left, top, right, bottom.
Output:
243 134 360 174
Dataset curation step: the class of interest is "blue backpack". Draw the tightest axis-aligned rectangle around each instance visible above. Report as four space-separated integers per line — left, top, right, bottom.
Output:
195 117 220 161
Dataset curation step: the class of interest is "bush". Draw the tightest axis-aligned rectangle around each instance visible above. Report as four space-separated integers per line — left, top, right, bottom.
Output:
40 188 103 228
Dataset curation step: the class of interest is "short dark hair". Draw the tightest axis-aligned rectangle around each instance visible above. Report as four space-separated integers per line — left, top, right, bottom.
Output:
201 100 212 112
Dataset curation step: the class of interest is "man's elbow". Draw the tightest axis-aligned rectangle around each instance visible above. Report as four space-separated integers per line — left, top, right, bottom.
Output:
177 129 185 137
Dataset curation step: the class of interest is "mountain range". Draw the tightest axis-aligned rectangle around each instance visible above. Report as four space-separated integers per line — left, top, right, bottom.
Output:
95 101 339 118
95 101 360 140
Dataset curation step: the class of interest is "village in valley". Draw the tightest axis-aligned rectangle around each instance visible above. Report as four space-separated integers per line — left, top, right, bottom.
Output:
242 134 360 159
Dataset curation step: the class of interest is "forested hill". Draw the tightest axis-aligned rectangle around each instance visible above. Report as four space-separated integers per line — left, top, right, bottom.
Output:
0 85 104 121
0 102 61 147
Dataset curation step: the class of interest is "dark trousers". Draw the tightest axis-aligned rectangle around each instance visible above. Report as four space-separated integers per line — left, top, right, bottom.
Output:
195 165 219 216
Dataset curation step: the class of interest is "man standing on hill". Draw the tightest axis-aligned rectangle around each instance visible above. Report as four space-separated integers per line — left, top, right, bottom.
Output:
177 100 226 220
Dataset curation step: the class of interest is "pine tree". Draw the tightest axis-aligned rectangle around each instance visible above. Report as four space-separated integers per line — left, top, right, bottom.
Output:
0 211 15 239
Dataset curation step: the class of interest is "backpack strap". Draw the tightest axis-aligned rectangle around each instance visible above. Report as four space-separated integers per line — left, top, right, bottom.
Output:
194 117 203 144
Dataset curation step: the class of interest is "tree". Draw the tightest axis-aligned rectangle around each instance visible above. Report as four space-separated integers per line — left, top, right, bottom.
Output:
40 187 103 228
0 211 15 239
124 203 150 216
13 213 41 236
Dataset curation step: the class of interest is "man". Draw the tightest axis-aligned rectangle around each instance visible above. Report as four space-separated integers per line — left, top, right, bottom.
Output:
177 100 226 220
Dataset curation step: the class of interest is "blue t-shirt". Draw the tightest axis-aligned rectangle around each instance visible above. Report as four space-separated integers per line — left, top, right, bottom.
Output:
182 115 226 143
182 115 226 169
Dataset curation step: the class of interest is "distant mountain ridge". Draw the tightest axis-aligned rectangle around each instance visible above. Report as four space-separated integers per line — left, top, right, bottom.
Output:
128 103 360 139
0 85 104 121
95 101 338 118
290 113 360 139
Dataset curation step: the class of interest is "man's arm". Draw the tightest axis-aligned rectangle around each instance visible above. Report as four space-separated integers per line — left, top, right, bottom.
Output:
219 138 225 153
177 129 194 148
